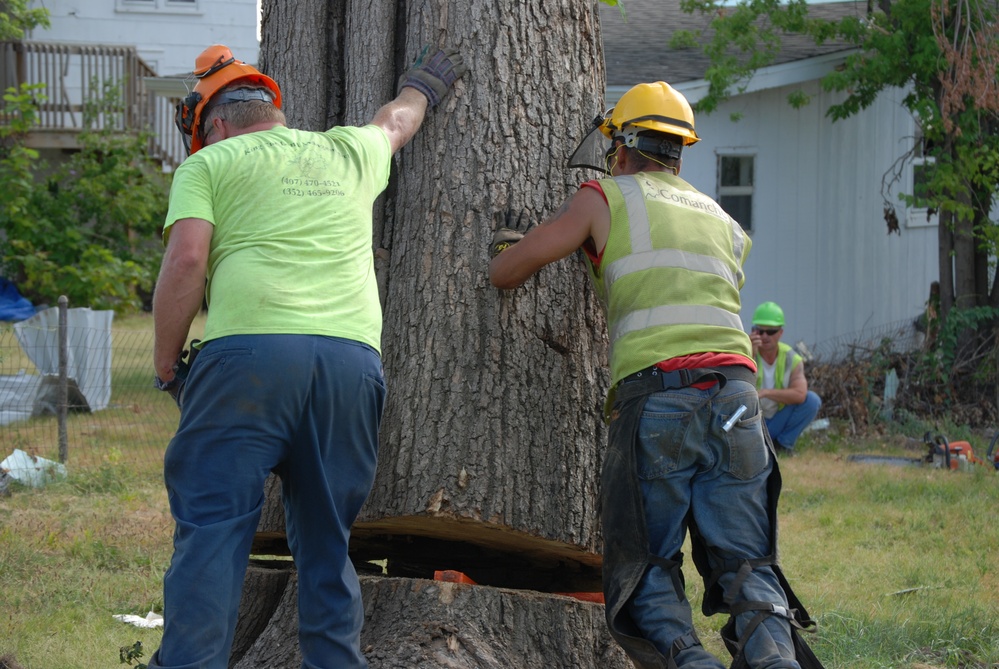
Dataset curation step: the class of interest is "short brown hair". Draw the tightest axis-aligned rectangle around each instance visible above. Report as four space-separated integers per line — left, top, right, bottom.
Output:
202 85 286 133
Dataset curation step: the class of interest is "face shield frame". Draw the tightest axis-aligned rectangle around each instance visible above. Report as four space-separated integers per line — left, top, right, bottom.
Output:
567 112 617 175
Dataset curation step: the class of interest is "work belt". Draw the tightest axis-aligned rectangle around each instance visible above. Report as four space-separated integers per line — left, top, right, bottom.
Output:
615 365 757 404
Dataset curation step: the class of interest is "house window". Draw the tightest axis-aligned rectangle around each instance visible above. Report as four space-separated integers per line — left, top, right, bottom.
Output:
717 154 755 232
908 132 938 228
117 0 200 13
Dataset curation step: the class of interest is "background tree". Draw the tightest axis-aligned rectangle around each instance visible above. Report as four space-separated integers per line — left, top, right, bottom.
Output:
671 0 998 390
0 82 168 312
0 0 49 41
235 0 634 665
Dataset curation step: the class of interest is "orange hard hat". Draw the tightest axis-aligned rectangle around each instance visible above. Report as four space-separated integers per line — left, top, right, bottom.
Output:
174 44 282 155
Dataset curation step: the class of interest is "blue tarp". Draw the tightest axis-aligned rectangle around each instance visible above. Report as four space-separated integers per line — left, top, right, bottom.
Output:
0 278 36 322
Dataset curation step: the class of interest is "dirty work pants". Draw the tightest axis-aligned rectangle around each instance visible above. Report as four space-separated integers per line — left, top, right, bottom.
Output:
624 379 799 668
147 334 385 669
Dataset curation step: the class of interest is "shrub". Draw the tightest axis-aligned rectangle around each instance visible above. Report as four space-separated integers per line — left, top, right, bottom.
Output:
809 310 999 432
0 81 169 313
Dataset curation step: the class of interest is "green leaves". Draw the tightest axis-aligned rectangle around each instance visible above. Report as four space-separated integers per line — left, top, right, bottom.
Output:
0 0 50 41
674 0 817 114
0 83 169 313
599 0 625 19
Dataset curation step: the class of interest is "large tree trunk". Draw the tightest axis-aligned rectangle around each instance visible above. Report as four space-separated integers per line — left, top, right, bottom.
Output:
244 0 614 664
358 0 610 587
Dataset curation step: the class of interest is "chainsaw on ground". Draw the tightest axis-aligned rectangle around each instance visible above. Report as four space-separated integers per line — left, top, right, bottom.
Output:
923 431 999 471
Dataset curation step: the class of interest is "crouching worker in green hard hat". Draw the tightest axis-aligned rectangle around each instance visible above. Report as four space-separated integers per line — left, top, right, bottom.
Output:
489 82 825 669
750 301 823 456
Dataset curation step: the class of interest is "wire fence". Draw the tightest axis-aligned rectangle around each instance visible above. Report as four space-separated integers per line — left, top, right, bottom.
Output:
0 306 177 477
797 317 926 363
0 305 970 480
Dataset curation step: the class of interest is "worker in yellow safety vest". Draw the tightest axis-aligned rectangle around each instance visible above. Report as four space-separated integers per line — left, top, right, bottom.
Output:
489 82 824 669
750 301 823 456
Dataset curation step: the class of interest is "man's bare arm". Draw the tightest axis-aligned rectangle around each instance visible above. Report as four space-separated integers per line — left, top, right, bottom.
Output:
759 361 809 405
153 218 212 381
371 87 429 155
489 187 609 289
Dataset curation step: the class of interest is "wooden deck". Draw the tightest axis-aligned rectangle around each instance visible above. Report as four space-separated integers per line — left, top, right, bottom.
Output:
1 40 186 170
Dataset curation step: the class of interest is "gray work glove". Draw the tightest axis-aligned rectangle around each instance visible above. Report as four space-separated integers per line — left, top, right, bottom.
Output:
490 210 532 258
398 45 469 108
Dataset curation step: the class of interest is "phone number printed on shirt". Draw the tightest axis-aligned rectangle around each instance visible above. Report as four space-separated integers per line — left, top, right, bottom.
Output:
282 176 345 197
282 187 346 197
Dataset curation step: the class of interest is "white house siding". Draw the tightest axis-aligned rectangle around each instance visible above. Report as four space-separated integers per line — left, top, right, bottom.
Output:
27 0 259 76
675 81 938 358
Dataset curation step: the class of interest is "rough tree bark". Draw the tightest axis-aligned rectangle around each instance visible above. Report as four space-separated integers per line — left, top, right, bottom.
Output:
234 574 630 669
359 0 610 590
238 0 620 666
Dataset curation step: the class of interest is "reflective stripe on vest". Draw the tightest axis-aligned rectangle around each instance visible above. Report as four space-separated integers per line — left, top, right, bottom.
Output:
604 175 746 345
756 342 800 411
612 305 745 348
615 176 747 284
756 342 799 391
591 172 753 386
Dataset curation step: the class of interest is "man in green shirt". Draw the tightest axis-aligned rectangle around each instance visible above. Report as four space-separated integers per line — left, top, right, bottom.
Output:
150 43 468 669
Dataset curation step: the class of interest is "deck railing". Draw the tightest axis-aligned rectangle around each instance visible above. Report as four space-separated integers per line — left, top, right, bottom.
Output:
0 40 185 170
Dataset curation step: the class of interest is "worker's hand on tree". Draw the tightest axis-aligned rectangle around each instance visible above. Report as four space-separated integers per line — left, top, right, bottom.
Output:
490 210 533 258
398 45 469 108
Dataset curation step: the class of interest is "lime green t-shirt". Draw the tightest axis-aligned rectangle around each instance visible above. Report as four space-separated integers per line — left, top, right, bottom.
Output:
164 124 391 352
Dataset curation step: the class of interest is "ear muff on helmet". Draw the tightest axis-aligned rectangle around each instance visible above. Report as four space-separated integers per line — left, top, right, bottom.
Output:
175 91 202 138
174 44 282 155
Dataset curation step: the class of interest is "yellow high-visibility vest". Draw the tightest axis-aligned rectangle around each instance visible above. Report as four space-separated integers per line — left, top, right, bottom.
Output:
587 171 753 389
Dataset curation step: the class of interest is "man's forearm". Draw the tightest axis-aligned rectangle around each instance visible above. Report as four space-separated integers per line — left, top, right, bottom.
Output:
759 386 807 405
152 264 205 380
372 87 428 154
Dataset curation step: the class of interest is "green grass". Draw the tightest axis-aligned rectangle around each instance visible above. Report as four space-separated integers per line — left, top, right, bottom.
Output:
1 320 998 667
674 426 999 669
0 313 194 669
775 448 999 668
0 466 170 669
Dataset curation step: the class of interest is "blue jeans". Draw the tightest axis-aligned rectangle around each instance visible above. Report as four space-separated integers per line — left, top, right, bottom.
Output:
627 380 799 669
148 334 385 669
765 391 822 449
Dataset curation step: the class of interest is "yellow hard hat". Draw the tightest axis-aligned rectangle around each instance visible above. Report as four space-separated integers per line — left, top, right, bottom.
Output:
174 45 282 155
599 81 700 146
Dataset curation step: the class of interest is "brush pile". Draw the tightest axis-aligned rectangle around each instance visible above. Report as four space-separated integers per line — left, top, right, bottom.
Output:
807 332 997 433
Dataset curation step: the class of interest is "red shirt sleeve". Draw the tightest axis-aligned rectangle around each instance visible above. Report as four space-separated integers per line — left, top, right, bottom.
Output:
580 180 607 267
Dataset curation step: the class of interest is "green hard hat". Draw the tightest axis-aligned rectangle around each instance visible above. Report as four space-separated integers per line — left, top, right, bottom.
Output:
752 301 785 327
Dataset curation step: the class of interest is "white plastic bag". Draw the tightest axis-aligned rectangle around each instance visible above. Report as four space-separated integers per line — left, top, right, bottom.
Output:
113 611 164 629
0 448 67 487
